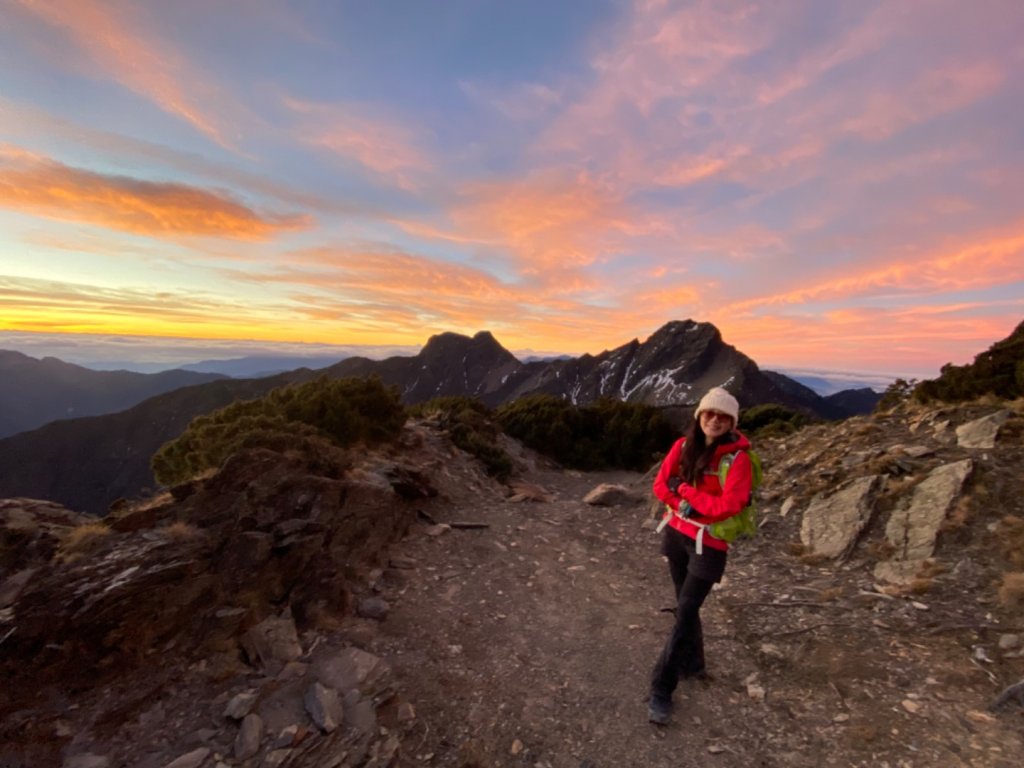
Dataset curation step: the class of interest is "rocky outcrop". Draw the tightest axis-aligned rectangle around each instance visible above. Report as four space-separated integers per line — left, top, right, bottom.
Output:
0 420 500 768
799 475 886 559
874 459 974 584
764 404 1021 578
956 409 1013 449
1 394 1023 767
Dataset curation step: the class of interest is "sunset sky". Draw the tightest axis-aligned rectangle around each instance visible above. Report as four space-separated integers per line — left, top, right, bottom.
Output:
1 0 1022 377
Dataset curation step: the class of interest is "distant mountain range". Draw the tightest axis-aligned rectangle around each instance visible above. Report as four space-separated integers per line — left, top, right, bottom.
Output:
178 355 344 378
0 319 881 514
0 351 224 439
778 368 897 396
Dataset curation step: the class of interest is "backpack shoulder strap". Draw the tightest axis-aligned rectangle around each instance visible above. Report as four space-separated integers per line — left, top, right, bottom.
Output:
718 449 762 490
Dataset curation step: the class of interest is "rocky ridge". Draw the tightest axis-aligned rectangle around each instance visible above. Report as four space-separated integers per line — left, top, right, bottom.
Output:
0 319 866 517
2 398 1023 767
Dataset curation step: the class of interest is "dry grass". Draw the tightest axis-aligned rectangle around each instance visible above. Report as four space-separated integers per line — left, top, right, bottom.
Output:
58 522 112 561
797 552 831 566
159 521 202 540
876 475 918 507
997 515 1024 569
997 572 1024 609
846 419 881 438
916 558 946 579
908 578 934 595
974 393 1007 408
941 495 978 533
865 539 896 560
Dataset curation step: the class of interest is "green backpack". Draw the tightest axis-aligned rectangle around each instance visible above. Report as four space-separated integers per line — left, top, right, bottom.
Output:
707 449 763 543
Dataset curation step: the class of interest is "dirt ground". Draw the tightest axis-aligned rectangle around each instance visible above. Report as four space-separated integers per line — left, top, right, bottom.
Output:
342 460 1024 768
5 415 1023 768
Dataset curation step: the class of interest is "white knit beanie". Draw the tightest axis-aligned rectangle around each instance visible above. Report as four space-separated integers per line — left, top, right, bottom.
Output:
694 387 740 424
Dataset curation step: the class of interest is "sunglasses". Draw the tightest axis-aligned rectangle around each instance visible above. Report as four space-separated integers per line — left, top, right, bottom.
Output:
701 411 733 422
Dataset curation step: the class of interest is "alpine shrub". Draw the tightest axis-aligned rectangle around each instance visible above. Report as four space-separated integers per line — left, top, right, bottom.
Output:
409 396 513 480
914 320 1024 403
152 376 406 485
496 395 675 471
741 403 809 438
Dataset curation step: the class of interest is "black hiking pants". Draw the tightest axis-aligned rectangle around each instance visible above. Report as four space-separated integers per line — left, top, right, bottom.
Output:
650 527 726 699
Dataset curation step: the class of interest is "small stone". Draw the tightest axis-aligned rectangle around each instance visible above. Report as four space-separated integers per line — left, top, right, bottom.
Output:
582 483 636 506
304 682 344 733
235 713 263 760
707 745 726 754
224 690 258 720
779 497 796 518
63 756 110 768
397 701 416 722
966 710 997 723
747 682 766 702
510 739 524 755
833 713 850 723
263 749 292 768
357 597 390 621
911 601 929 611
997 634 1021 650
901 700 921 714
162 748 211 768
758 643 786 661
274 725 300 749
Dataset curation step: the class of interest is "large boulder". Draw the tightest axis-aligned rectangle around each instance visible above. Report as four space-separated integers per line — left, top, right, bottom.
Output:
875 459 973 584
799 475 886 559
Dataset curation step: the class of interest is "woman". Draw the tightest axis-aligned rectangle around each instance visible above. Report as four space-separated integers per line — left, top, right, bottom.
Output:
647 386 754 725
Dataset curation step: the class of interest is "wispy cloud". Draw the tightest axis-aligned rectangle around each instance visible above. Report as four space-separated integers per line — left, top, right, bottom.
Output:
0 274 293 336
726 227 1024 312
283 97 432 190
460 80 562 121
0 147 310 239
12 0 233 146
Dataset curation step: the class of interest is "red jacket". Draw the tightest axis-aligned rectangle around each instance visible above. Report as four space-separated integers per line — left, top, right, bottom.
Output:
652 431 754 552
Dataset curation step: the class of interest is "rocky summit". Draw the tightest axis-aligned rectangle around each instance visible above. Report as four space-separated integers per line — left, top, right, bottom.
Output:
1 394 1023 768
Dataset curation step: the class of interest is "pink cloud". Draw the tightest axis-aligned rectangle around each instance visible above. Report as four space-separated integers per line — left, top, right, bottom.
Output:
724 227 1024 313
718 305 1023 374
283 97 432 190
13 0 232 146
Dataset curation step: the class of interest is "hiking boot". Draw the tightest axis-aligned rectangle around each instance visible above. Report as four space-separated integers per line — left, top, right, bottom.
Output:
647 695 672 725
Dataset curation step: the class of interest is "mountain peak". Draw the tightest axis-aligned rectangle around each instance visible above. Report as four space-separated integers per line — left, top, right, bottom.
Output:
419 329 513 363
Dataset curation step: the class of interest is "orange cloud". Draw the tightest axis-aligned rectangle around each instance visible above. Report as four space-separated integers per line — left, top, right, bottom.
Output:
726 228 1024 312
0 149 309 239
212 244 671 353
283 97 431 189
448 173 627 284
14 0 230 146
716 305 1023 375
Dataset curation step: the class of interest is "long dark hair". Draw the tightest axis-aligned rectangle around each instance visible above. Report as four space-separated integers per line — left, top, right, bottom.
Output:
679 419 736 484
